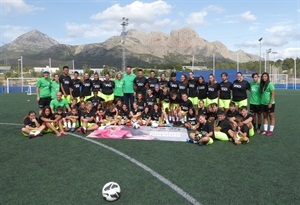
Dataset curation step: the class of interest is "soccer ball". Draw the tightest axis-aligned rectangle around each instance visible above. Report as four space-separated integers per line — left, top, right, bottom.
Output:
133 121 140 129
151 121 158 128
102 182 121 202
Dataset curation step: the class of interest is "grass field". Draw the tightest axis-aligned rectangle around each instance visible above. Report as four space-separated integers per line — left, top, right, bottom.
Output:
0 90 300 205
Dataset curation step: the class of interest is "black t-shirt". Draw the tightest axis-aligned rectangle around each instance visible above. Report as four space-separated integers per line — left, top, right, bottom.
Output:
81 110 95 122
153 89 161 100
241 113 252 121
136 99 146 112
134 77 147 94
151 110 162 121
232 80 250 101
207 83 220 99
23 117 38 128
39 113 55 124
198 107 208 118
142 111 152 120
59 75 72 95
180 99 193 112
226 109 239 118
188 78 198 97
71 78 82 97
145 95 156 109
170 96 181 105
187 113 197 125
159 79 168 88
197 82 208 99
219 81 233 100
178 82 188 95
168 79 179 92
81 79 93 97
101 80 115 95
160 91 170 103
147 77 159 90
92 79 102 91
104 109 116 119
120 109 130 119
86 96 104 112
196 121 214 137
216 118 231 135
240 124 249 136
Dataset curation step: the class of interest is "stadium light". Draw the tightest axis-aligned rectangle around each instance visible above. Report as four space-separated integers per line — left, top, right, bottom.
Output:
265 49 272 72
20 56 24 92
121 17 129 72
258 37 263 74
271 51 277 75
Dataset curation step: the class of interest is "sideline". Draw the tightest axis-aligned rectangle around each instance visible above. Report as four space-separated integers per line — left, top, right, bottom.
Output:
0 122 202 205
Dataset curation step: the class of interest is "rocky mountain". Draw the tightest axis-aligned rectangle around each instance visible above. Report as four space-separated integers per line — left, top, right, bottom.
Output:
0 28 259 68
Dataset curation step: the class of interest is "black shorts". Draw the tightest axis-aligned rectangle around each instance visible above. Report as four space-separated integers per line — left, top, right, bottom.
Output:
261 104 275 113
38 97 51 109
249 104 262 114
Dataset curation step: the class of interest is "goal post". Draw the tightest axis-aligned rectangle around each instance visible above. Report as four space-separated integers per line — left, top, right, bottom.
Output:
6 78 39 94
243 74 288 89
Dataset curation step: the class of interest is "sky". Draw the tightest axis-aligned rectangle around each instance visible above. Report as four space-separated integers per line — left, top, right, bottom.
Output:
0 0 299 60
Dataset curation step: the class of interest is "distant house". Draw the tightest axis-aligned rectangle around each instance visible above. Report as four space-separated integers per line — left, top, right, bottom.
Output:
0 66 12 74
33 66 59 74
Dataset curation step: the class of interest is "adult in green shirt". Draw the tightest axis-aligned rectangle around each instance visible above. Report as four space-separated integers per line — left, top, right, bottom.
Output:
122 66 136 109
114 72 124 102
50 91 71 114
50 74 60 100
36 70 52 113
249 73 262 133
260 72 275 137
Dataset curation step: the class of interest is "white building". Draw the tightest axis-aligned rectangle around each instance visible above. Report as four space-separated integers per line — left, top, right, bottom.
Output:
0 66 11 74
33 66 59 74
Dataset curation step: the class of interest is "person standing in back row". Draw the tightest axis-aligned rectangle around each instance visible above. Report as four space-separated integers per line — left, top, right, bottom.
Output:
36 70 52 114
232 72 250 108
122 66 136 109
59 66 72 103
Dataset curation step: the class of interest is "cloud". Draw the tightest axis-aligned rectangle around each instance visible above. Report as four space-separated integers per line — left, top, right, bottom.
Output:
65 1 174 41
203 5 224 13
240 11 257 21
186 11 208 26
280 47 300 59
1 0 44 15
265 25 293 37
1 25 31 42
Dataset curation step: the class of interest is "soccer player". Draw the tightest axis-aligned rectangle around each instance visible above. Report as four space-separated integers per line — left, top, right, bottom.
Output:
147 70 159 91
80 101 98 134
239 106 255 137
139 106 152 126
188 114 214 146
59 66 72 103
196 76 208 107
129 102 142 122
100 73 115 109
228 115 250 145
134 69 147 96
178 92 193 124
50 74 60 100
159 73 168 88
206 74 220 106
39 106 62 137
184 107 197 130
145 88 156 110
36 70 51 113
232 72 250 107
63 106 79 132
92 72 102 92
214 111 231 141
81 72 93 100
71 71 82 101
136 92 146 112
260 72 276 136
168 72 179 93
250 73 262 133
178 74 188 95
122 66 136 109
113 72 124 102
169 91 181 123
86 89 104 113
188 72 199 111
21 111 45 138
50 91 71 114
159 86 170 113
218 72 232 112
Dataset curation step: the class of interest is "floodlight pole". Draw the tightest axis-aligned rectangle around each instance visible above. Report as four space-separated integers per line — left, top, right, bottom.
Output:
121 17 129 72
271 51 277 75
213 54 215 76
265 49 271 72
294 58 297 89
20 56 24 92
259 37 263 74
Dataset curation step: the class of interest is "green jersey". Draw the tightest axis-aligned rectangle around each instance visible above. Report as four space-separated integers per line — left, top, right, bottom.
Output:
36 77 51 98
261 82 275 105
122 73 136 93
114 79 124 96
50 81 60 99
250 81 261 105
50 98 69 112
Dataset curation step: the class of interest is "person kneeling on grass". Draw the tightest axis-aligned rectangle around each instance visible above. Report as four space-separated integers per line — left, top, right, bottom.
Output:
79 102 98 134
228 115 249 145
39 106 62 137
22 110 45 138
239 106 255 137
214 111 232 142
188 114 214 146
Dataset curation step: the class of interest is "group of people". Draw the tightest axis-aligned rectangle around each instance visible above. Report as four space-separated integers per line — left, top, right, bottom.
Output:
21 65 276 145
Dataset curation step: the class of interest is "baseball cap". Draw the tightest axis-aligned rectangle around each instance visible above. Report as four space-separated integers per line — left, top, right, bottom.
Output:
43 70 50 73
170 72 176 77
